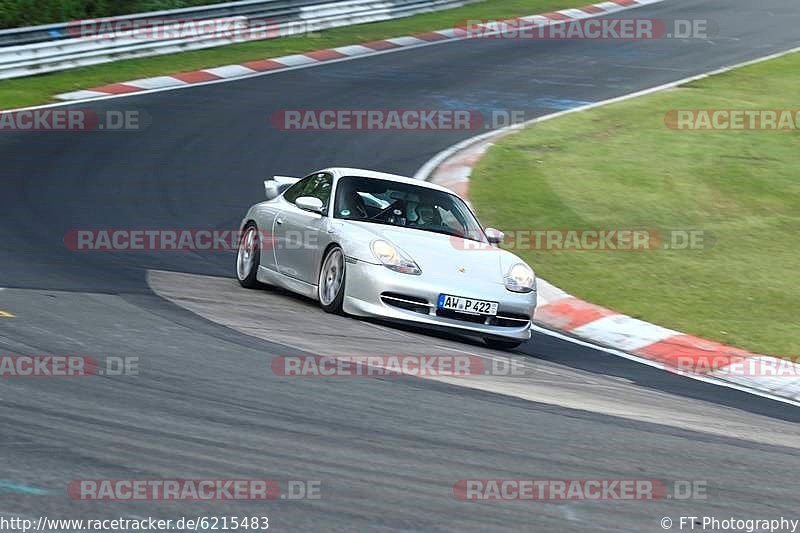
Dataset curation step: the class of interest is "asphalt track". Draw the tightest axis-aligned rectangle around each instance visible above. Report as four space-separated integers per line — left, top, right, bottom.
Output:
1 0 800 530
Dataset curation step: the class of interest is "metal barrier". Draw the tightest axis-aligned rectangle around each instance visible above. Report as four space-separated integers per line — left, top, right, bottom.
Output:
0 0 475 79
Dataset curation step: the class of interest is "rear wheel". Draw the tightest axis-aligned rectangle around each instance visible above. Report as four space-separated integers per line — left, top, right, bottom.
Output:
483 338 522 351
318 246 346 314
236 222 261 288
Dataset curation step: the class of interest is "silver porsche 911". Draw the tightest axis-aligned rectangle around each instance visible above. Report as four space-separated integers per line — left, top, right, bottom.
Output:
236 167 537 349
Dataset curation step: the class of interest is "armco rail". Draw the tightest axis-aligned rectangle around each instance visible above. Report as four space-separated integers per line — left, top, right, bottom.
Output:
0 0 476 79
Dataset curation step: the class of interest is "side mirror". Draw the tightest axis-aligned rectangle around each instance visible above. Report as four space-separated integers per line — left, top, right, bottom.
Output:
295 196 325 214
485 227 504 244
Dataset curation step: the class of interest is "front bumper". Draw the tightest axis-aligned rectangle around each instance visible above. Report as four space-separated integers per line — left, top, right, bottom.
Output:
342 259 536 341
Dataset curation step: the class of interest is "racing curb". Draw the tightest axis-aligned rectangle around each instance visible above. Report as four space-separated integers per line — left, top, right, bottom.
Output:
417 109 800 404
55 0 665 101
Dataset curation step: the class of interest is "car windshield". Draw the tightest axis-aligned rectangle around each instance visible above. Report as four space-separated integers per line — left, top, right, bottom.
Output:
334 175 486 241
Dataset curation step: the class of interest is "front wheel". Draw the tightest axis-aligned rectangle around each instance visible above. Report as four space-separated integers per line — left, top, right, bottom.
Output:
483 338 523 351
318 246 346 314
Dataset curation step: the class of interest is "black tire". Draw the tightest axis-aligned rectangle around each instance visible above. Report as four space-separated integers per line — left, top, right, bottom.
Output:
236 222 262 289
483 338 523 351
318 245 346 314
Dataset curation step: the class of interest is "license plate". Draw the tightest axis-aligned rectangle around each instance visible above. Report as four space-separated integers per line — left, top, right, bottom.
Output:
438 294 498 316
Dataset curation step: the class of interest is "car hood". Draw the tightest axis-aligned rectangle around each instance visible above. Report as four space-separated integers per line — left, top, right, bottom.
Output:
344 221 515 282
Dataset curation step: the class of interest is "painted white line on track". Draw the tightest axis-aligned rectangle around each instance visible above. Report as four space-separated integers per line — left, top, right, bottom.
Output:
531 325 800 408
415 45 800 181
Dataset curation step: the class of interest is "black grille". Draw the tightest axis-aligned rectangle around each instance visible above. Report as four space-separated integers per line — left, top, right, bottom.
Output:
493 313 531 328
380 293 430 314
436 309 488 324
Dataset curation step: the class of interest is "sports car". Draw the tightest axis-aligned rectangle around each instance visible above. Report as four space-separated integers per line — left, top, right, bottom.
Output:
236 167 537 349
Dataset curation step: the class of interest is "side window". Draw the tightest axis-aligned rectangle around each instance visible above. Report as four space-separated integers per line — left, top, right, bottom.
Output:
282 176 311 203
300 173 333 206
283 173 332 207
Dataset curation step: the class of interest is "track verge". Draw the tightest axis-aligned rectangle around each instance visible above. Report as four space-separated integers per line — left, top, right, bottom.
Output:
414 45 800 404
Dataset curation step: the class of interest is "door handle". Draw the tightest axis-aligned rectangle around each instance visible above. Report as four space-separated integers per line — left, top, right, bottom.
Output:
276 217 283 225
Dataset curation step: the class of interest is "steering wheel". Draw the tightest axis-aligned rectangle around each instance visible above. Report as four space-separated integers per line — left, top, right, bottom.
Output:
369 200 403 221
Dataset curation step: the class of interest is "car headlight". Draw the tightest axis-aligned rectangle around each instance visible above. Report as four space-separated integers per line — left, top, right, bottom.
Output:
370 240 421 275
504 263 535 293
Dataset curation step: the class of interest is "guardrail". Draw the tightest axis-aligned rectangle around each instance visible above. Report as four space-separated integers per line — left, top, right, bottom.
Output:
0 0 476 79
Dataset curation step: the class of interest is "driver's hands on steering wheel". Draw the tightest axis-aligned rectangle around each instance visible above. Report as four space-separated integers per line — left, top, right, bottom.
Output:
414 203 442 227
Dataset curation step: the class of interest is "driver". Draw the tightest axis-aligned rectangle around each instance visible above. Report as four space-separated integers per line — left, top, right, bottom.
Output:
414 201 442 227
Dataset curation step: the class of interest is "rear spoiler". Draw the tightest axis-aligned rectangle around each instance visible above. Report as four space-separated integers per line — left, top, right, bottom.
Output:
264 175 300 200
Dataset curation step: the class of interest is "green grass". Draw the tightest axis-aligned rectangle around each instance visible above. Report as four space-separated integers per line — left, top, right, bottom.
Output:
471 51 800 358
0 0 588 109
